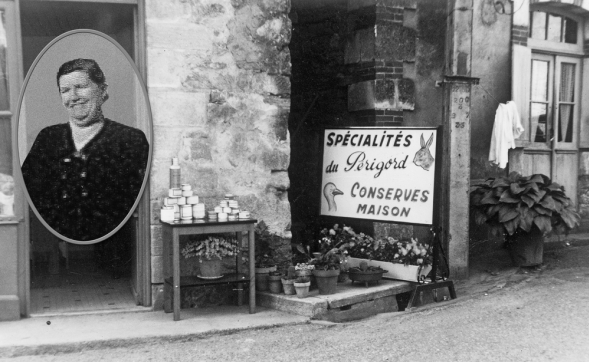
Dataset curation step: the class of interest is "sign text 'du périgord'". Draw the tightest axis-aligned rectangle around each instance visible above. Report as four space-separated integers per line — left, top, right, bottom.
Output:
321 128 437 225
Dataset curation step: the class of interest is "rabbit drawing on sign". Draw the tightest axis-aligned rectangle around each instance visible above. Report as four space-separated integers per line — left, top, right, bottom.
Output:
413 133 435 171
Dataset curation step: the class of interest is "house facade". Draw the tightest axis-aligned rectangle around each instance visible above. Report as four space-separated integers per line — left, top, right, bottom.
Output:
1 0 587 321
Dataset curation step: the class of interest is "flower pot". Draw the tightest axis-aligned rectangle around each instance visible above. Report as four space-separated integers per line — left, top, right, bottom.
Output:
268 275 283 294
281 278 296 295
312 252 322 259
255 266 276 292
312 269 340 295
293 281 310 298
348 257 432 282
348 268 386 287
199 258 223 278
507 229 544 267
337 271 349 283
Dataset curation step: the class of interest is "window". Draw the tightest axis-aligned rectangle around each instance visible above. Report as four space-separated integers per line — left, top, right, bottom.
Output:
530 11 578 44
528 54 579 148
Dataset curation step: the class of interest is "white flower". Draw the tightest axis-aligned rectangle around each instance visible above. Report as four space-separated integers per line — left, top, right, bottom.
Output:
416 258 423 265
329 229 336 236
394 253 399 259
401 248 408 256
421 249 427 256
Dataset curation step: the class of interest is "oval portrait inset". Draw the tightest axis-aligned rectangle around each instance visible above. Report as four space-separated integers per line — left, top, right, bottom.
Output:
17 30 152 244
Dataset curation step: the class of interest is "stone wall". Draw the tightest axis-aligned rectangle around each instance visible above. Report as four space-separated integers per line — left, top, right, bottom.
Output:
146 0 292 308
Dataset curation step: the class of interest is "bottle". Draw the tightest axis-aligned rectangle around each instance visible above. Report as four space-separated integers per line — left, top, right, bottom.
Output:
170 157 181 189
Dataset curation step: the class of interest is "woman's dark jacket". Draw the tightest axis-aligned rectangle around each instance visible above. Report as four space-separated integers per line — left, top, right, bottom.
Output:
22 119 149 241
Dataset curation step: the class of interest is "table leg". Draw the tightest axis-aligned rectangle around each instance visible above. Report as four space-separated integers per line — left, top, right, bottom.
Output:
236 231 243 306
173 231 181 321
249 226 256 314
163 225 172 313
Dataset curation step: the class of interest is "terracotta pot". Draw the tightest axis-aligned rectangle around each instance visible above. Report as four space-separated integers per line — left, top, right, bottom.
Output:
312 269 340 295
507 229 544 267
348 268 386 286
294 281 310 298
268 275 283 294
199 258 223 278
255 266 276 292
281 278 296 295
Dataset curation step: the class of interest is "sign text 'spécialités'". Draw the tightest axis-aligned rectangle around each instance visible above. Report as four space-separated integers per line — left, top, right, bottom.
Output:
320 128 437 225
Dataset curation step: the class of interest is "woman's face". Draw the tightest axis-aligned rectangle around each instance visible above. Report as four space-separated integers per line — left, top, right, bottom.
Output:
58 71 106 126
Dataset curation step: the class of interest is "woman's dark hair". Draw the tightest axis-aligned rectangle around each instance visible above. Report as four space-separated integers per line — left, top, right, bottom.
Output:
56 58 107 89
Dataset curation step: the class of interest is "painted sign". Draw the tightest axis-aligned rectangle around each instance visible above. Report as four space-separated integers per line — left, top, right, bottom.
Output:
320 127 438 225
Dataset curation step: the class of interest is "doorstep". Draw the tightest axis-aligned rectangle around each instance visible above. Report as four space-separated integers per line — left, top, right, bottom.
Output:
257 279 414 323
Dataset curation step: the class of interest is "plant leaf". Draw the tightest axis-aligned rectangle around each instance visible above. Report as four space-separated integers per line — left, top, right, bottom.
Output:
519 212 533 233
533 215 552 233
474 210 488 225
504 215 520 235
480 193 499 205
491 178 510 188
534 205 553 216
500 190 520 203
539 195 556 211
485 204 501 218
510 182 526 195
498 205 519 222
521 194 535 208
546 182 563 191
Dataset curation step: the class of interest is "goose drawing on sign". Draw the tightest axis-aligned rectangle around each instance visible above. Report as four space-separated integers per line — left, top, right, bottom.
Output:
323 182 343 212
413 133 435 171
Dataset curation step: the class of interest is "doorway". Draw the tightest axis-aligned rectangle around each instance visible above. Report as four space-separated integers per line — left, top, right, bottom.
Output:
20 0 148 315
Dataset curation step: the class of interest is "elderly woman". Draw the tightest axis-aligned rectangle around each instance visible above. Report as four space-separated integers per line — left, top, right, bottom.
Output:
21 58 149 243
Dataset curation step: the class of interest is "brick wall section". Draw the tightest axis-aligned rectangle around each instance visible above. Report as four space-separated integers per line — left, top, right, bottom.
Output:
512 25 528 46
146 0 292 307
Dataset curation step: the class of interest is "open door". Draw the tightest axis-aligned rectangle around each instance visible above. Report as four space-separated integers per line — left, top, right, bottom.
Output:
19 0 150 314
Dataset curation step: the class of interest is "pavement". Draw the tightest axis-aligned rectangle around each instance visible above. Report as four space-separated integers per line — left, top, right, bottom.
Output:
1 233 588 358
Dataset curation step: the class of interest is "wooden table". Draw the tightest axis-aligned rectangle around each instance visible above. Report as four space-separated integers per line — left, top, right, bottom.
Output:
161 218 257 321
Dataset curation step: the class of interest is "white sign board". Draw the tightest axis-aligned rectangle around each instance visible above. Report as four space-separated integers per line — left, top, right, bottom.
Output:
320 127 438 225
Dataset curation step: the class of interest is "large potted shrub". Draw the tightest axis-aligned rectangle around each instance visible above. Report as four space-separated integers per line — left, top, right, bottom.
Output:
470 172 581 266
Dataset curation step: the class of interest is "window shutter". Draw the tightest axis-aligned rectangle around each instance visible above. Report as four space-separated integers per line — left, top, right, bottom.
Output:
511 44 531 143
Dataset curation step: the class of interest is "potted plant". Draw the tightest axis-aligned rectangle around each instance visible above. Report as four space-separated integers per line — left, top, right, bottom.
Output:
470 172 581 266
342 225 432 282
181 235 239 279
293 276 311 298
268 271 283 294
310 250 342 295
294 262 314 278
254 221 279 291
281 266 297 295
348 260 387 287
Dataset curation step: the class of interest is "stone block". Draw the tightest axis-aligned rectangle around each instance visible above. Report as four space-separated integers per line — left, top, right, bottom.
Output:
151 255 164 284
149 90 209 127
345 29 376 64
397 78 415 110
374 78 396 108
152 284 164 310
580 152 589 175
263 75 291 96
375 24 415 62
257 291 329 317
147 22 213 51
151 225 163 256
348 0 377 11
268 170 290 191
348 80 375 111
145 0 191 21
318 295 398 322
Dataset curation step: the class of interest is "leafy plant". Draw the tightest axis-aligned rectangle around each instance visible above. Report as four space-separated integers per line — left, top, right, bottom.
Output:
255 221 279 268
182 235 238 262
347 236 431 266
470 172 581 237
310 249 344 271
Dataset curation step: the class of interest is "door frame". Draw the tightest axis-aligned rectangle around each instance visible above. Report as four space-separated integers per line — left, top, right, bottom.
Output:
16 0 151 316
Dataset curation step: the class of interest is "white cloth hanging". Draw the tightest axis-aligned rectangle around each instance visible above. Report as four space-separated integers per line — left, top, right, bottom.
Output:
488 101 524 169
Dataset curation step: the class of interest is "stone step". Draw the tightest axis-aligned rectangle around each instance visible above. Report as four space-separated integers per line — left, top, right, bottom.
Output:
257 279 415 323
